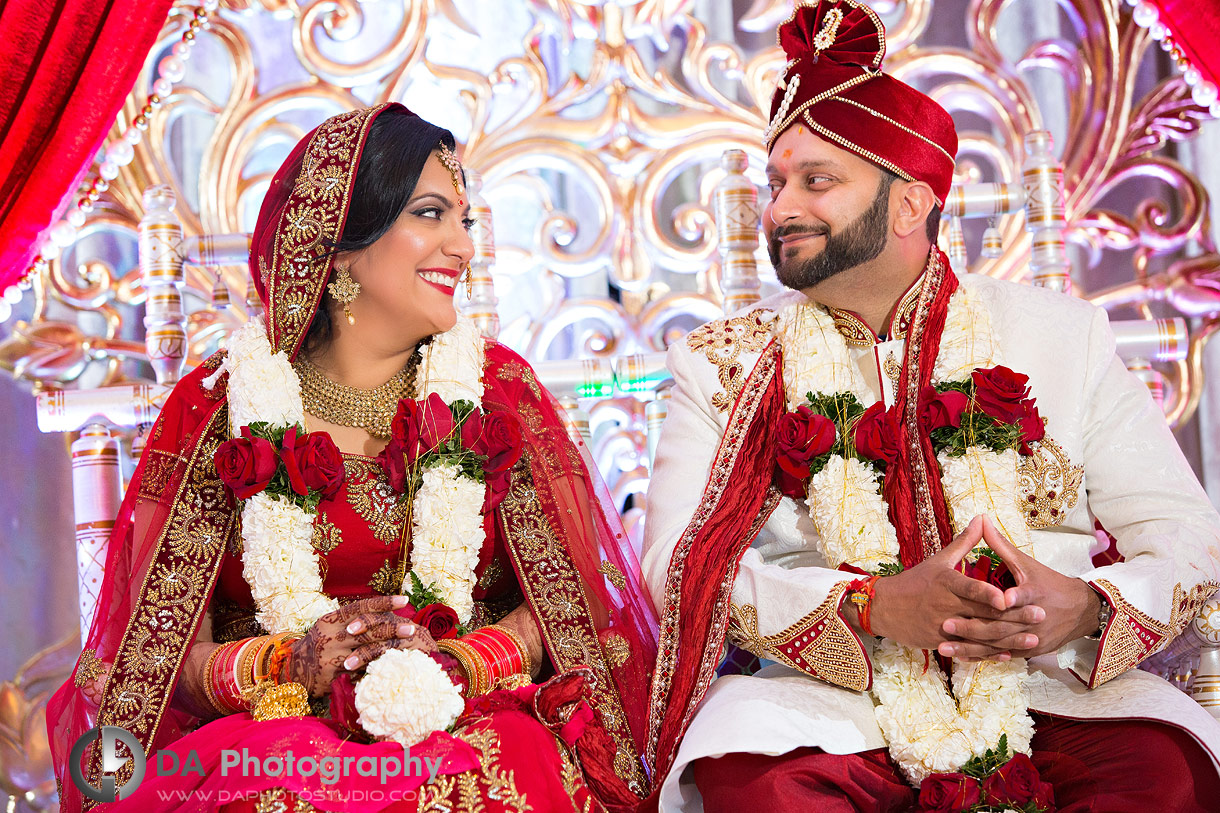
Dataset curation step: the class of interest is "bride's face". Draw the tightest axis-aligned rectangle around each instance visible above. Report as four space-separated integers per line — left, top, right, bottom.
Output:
343 152 475 345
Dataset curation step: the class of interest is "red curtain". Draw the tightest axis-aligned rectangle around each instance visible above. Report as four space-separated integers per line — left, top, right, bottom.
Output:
0 0 175 287
1152 0 1220 86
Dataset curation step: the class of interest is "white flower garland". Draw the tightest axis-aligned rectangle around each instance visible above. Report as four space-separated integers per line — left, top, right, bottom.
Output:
409 317 485 624
218 314 488 738
777 284 1036 785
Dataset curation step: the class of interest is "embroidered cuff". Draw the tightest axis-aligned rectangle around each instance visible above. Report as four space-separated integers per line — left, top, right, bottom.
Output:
1085 577 1218 688
727 581 871 691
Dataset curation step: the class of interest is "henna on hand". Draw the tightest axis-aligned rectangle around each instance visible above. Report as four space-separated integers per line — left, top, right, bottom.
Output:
287 594 410 696
341 628 438 671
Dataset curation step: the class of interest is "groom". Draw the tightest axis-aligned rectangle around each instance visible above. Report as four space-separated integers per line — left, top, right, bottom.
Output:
641 1 1220 810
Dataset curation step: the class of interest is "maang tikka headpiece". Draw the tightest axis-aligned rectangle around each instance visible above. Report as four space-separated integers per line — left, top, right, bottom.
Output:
437 143 465 206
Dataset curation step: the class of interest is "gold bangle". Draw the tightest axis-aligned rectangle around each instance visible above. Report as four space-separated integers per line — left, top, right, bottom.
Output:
438 639 489 696
236 636 265 698
202 645 230 716
487 624 533 677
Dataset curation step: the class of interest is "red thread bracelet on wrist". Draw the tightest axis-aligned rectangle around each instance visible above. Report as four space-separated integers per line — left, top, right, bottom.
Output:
847 575 881 636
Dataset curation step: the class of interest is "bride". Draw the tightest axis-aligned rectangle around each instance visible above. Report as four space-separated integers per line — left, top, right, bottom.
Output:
50 102 657 813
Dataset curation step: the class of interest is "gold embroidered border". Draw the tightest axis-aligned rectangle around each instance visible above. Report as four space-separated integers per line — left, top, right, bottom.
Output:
86 407 236 803
495 361 542 399
497 459 648 796
685 309 777 413
825 280 921 347
764 72 879 153
264 104 389 357
645 342 782 768
727 583 869 692
1089 578 1220 687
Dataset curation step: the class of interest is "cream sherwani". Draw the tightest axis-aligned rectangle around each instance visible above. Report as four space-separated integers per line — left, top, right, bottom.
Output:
643 273 1220 812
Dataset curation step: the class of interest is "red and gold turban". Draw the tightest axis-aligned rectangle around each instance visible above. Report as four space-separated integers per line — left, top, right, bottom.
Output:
765 0 958 205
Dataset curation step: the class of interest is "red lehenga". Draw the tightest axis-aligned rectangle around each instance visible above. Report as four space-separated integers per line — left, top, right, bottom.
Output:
48 104 657 813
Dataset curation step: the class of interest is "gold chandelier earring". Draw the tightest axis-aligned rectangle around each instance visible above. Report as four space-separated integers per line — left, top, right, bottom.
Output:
327 264 360 325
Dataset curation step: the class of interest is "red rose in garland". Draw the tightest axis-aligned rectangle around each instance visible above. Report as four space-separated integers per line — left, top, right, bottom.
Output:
474 410 524 475
377 398 426 492
982 753 1040 806
776 405 836 479
215 426 278 499
1033 780 1056 810
414 603 460 641
279 426 312 496
1018 404 1046 455
474 410 524 512
390 397 425 465
460 406 484 452
419 392 457 451
920 386 969 432
853 402 902 465
972 365 1034 424
918 772 982 812
298 431 345 498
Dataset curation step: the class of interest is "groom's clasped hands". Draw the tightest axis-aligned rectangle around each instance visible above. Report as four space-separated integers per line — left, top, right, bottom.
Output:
868 514 1102 662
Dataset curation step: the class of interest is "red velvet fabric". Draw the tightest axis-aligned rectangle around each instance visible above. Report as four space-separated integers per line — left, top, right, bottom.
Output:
693 713 1220 812
767 2 958 205
0 0 175 284
1153 0 1220 86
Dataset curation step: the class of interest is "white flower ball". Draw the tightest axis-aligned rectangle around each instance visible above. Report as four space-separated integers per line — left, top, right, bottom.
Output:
355 648 464 747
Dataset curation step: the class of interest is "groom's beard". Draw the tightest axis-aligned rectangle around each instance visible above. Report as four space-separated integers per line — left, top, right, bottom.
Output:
768 181 892 291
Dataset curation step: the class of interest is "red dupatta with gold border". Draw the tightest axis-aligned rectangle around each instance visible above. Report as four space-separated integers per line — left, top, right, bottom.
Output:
48 102 658 812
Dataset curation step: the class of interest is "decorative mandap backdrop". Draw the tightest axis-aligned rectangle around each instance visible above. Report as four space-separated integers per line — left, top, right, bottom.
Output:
1 0 1219 809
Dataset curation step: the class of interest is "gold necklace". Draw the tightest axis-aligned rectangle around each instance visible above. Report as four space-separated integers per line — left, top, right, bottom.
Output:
293 351 420 440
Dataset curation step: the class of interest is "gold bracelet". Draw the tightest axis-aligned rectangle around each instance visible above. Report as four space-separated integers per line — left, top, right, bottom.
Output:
486 624 533 677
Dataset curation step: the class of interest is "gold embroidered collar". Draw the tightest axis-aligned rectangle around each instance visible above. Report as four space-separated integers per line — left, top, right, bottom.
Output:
825 273 925 347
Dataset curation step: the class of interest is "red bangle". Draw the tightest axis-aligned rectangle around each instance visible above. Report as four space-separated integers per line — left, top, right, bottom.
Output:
847 575 881 636
462 626 525 686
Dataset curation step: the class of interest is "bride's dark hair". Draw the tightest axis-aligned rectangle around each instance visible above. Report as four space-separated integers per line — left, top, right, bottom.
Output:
304 108 457 352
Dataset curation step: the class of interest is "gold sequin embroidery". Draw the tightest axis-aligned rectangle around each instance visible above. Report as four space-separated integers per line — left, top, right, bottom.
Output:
368 559 400 595
310 510 343 553
598 561 627 590
496 361 542 399
1017 433 1083 529
413 726 530 812
1091 578 1220 687
685 309 778 412
601 632 631 667
728 583 868 692
75 649 103 688
343 457 407 544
